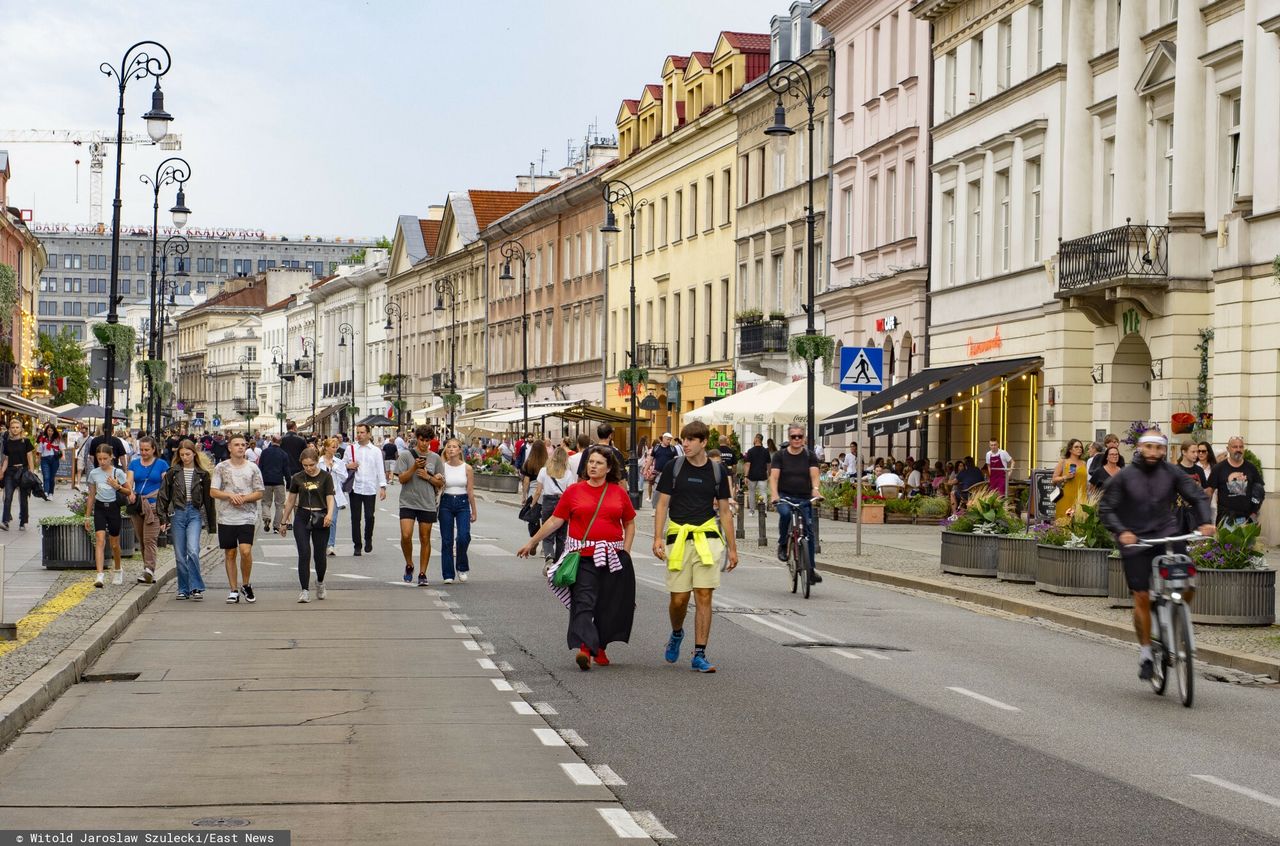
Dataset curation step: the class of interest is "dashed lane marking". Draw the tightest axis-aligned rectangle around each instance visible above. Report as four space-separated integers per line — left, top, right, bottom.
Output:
533 727 567 747
597 808 649 839
533 702 558 715
497 660 515 672
452 625 469 634
477 658 497 670
592 764 626 786
512 681 532 694
491 679 513 691
947 687 1021 712
830 649 864 661
631 810 677 840
331 573 372 580
1191 775 1280 809
562 762 603 786
739 613 816 642
467 626 484 635
510 701 536 716
461 640 480 651
859 649 893 661
479 641 496 654
558 729 588 747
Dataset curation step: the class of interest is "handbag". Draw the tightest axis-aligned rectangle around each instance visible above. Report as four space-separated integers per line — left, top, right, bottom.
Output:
518 496 537 523
302 509 327 531
552 486 609 588
341 445 356 494
127 460 159 516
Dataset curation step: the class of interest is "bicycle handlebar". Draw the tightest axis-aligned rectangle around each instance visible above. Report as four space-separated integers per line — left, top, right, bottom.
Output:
777 494 824 505
1126 532 1212 549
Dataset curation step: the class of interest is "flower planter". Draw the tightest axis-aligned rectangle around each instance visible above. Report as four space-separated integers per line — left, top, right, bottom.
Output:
858 504 885 524
1108 557 1133 608
1035 545 1110 596
119 519 136 558
1191 568 1276 626
995 535 1038 583
940 531 998 577
885 510 915 525
473 474 519 494
41 523 95 569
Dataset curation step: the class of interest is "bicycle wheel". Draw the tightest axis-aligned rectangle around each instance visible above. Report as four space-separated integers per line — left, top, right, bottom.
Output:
1149 611 1168 696
787 535 799 594
1173 603 1195 708
797 540 811 599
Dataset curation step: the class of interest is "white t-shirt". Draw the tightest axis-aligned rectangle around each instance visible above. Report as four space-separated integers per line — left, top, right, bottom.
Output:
876 472 904 490
906 469 922 489
567 452 584 475
535 466 576 499
986 449 1013 470
842 453 858 475
211 459 264 525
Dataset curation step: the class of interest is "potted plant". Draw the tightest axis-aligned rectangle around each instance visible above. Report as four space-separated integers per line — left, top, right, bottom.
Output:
734 308 763 326
40 490 134 568
1035 499 1114 596
768 310 786 323
856 489 886 523
997 521 1047 583
1188 523 1276 625
914 495 951 523
884 497 915 524
940 486 1014 576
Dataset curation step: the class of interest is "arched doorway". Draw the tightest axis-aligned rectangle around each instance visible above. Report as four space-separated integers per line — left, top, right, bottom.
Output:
1110 334 1153 434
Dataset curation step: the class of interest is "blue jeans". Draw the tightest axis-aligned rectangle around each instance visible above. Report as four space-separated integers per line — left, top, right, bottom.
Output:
170 504 207 595
40 455 59 496
776 498 816 569
438 493 471 580
328 504 345 548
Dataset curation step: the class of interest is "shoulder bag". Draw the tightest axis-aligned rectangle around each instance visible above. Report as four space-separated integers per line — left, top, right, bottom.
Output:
552 485 610 588
342 445 356 494
127 461 158 516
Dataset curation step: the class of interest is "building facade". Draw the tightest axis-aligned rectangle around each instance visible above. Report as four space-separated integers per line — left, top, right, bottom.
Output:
0 152 47 409
309 250 390 436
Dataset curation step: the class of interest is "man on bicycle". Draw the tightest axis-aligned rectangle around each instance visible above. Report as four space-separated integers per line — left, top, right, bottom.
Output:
1099 429 1213 681
769 423 822 584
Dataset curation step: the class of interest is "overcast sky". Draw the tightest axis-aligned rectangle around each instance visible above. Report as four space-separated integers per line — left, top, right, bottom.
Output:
1 0 788 240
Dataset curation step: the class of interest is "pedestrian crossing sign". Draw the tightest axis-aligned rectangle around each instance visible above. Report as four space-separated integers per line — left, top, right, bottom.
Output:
839 346 884 392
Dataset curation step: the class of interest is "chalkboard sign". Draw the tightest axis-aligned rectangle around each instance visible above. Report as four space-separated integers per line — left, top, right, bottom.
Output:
1030 469 1057 524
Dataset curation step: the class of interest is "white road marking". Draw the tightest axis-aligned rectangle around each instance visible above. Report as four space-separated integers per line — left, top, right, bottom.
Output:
830 649 864 661
631 811 677 840
593 764 626 786
256 561 283 567
432 600 448 607
562 762 603 786
512 681 532 694
491 679 513 691
332 573 372 580
452 625 469 634
533 702 558 715
533 727 567 746
597 808 649 839
479 641 496 655
476 658 497 670
467 625 484 635
1191 775 1280 809
497 660 515 672
386 580 410 586
558 729 588 747
859 649 892 661
510 701 536 715
739 613 814 642
452 613 471 620
435 591 449 597
469 543 510 556
947 687 1021 712
461 640 480 651
444 601 460 608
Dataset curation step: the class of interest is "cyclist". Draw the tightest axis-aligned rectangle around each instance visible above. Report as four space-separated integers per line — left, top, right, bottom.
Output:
1099 429 1213 681
769 423 822 584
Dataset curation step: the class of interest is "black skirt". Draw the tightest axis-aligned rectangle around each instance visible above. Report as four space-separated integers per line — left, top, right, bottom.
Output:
566 549 636 651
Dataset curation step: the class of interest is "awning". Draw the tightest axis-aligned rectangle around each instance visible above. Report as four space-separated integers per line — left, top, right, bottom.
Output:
300 402 346 431
864 356 1043 429
412 392 484 422
556 403 633 424
0 393 57 421
820 364 970 437
467 403 575 429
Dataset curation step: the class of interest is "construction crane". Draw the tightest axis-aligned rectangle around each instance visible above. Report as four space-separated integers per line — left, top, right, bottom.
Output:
0 129 182 226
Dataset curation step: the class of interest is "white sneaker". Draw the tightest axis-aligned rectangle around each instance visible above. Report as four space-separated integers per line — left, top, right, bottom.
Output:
112 568 123 586
297 589 310 603
94 573 104 588
327 546 336 557
443 577 454 585
317 582 326 600
458 572 469 583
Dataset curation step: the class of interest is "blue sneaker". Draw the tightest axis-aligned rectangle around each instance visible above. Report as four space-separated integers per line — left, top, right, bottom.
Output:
664 630 684 663
691 653 716 673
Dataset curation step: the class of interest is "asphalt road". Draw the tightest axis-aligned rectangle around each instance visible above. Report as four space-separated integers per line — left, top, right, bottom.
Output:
457 496 1280 846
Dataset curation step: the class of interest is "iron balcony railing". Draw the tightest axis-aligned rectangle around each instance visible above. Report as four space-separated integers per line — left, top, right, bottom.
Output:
738 320 789 356
636 342 670 369
432 372 445 393
1058 220 1169 290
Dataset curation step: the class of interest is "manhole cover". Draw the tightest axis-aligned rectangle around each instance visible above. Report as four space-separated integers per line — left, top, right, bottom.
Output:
782 641 910 652
192 817 251 827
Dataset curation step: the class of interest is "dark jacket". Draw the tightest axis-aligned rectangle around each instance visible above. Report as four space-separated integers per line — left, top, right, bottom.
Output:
1099 460 1211 546
257 444 289 486
156 463 217 530
280 432 308 477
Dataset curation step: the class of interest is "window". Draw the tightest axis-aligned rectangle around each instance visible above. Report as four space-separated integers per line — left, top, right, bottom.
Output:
705 175 714 231
1027 159 1043 261
138 279 146 296
870 24 881 94
721 278 729 358
1102 137 1115 225
738 155 750 205
793 249 803 305
38 300 56 316
1162 119 1175 219
814 120 825 176
659 196 669 246
944 50 958 116
737 263 748 309
970 36 984 102
814 243 823 289
904 160 916 236
722 168 732 224
754 258 765 312
997 18 1012 90
1105 0 1120 51
47 254 57 269
842 187 854 255
704 282 713 359
773 253 785 313
943 189 957 285
1164 0 1178 22
688 288 697 360
889 13 899 87
996 170 1010 272
63 301 81 316
121 255 132 271
756 148 766 198
1226 96 1242 201
219 258 228 274
87 255 97 271
121 279 131 294
867 175 879 246
774 143 787 193
689 182 698 234
645 210 654 253
886 168 897 243
673 292 682 365
674 189 683 240
1029 1 1044 73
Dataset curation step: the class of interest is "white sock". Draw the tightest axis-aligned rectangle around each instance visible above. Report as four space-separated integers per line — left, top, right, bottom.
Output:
1140 645 1153 662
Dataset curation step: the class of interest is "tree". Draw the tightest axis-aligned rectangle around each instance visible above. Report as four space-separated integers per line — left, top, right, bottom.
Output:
37 328 90 405
343 236 392 266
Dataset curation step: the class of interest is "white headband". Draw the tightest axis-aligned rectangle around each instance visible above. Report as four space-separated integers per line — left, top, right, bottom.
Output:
1138 434 1167 446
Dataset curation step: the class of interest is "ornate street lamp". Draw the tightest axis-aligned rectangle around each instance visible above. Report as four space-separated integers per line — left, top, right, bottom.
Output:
269 345 286 436
151 234 188 436
140 156 191 435
297 336 315 434
434 279 459 436
498 240 531 438
337 323 355 434
236 352 254 422
383 301 404 431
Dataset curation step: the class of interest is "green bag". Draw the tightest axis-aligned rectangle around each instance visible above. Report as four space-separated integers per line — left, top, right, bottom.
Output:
552 485 609 588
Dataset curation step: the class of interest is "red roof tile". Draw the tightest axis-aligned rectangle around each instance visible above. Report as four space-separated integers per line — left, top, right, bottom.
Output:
187 281 267 314
644 84 663 100
688 51 713 68
666 55 689 70
419 219 441 256
621 99 639 115
722 31 771 53
468 190 536 230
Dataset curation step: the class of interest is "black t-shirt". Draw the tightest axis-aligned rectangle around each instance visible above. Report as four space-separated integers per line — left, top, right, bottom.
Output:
651 443 678 473
1207 459 1263 518
2 437 31 473
1178 462 1207 488
288 469 335 511
163 435 182 462
657 457 730 525
744 445 771 481
88 435 126 466
280 432 308 476
770 447 818 497
717 445 738 470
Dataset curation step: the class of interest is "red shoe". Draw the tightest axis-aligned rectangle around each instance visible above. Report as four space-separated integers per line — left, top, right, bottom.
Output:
575 646 591 671
593 649 610 667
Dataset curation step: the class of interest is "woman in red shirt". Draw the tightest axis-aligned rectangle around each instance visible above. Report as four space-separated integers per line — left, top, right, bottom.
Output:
519 445 636 671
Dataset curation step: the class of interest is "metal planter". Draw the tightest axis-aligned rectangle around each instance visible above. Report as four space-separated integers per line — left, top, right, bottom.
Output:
473 474 520 493
1191 568 1276 626
1108 557 1133 608
995 536 1038 583
940 531 998 577
1035 544 1111 596
41 524 95 569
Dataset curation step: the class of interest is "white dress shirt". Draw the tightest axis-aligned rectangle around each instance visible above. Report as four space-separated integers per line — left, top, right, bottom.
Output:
350 441 387 496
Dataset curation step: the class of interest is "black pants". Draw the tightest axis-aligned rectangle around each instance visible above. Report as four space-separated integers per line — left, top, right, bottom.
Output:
294 511 329 590
3 468 28 526
566 551 636 652
539 495 566 560
349 492 375 549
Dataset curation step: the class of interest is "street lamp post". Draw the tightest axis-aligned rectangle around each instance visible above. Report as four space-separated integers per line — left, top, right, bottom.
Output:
236 353 253 425
600 180 647 509
140 156 190 435
497 241 530 438
269 345 286 436
153 234 188 437
383 301 403 432
205 366 220 428
337 323 354 435
297 337 315 434
100 40 174 429
433 279 459 436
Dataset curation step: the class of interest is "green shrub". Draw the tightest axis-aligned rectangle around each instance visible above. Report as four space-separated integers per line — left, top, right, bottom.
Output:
915 496 951 519
1192 522 1266 570
884 498 914 514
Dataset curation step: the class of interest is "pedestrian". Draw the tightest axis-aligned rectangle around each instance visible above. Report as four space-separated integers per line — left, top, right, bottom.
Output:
1206 435 1265 527
126 435 169 584
637 436 654 501
650 432 679 492
85 444 131 588
244 438 261 464
768 424 822 583
1088 445 1123 494
394 425 444 584
438 437 477 584
280 447 335 603
518 445 637 671
318 436 348 556
0 418 34 531
1197 440 1218 478
157 439 216 601
531 445 576 563
984 438 1014 496
163 428 182 464
1177 439 1208 487
36 423 61 497
1088 433 1126 476
576 423 624 481
1052 439 1088 520
566 433 591 475
743 434 771 513
652 421 738 673
279 420 308 478
210 432 265 604
347 424 387 557
520 440 549 537
88 422 125 468
257 435 289 533
382 436 398 485
67 424 85 491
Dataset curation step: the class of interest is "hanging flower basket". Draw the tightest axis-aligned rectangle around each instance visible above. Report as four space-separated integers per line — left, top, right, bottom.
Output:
515 381 538 399
345 404 360 419
442 393 463 408
789 333 835 364
92 323 136 365
617 367 648 388
136 359 167 383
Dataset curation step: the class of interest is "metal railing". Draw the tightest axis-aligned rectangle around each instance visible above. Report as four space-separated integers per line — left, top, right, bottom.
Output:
739 320 789 356
1058 220 1169 290
636 342 669 369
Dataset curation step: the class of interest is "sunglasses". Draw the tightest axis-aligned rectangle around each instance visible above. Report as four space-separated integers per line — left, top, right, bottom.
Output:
789 434 805 440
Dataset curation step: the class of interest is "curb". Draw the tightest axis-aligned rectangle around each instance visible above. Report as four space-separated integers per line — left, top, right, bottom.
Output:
0 544 220 750
819 559 1280 682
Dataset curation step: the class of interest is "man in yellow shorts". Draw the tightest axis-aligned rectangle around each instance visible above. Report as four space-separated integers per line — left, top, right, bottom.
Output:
653 420 739 673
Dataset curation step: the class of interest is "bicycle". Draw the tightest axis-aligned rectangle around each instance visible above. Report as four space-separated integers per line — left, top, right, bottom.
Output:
777 494 821 599
1128 532 1208 708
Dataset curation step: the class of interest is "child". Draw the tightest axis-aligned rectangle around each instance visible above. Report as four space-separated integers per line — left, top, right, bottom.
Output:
84 444 132 587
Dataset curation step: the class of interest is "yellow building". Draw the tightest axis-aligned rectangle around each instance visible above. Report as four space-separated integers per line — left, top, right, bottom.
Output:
606 32 772 442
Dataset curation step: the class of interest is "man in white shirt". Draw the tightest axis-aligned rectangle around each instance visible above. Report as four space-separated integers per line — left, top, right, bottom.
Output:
347 424 387 556
984 438 1014 496
841 448 858 478
209 433 265 604
875 468 905 496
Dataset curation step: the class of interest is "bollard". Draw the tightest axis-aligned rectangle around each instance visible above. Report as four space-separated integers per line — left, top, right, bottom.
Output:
814 508 822 556
0 546 13 641
757 501 768 547
735 485 746 540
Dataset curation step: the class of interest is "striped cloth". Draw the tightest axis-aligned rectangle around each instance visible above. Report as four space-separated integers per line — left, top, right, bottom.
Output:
546 537 625 609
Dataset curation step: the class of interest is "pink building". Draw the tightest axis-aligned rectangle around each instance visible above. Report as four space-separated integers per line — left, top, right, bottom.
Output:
812 0 931 456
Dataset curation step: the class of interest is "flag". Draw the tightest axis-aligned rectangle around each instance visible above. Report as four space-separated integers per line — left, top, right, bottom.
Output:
53 376 68 392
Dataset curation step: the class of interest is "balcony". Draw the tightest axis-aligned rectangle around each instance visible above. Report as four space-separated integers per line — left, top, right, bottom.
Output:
636 342 669 369
232 397 257 416
432 372 445 393
1058 221 1169 292
738 321 789 357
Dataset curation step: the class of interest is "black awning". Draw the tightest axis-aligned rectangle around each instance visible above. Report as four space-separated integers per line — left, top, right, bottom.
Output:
819 364 971 436
867 415 920 439
863 356 1043 428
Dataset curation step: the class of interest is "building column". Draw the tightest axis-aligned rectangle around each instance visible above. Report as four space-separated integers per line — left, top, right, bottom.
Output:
1235 0 1259 213
1168 0 1208 279
1113 0 1146 226
1059 0 1095 239
1253 28 1280 212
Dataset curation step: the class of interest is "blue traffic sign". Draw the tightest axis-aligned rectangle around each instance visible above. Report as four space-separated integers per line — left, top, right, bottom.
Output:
838 346 884 392
211 416 222 428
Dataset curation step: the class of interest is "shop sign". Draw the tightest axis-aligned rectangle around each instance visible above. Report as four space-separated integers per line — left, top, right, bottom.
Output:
967 326 1002 358
708 370 735 397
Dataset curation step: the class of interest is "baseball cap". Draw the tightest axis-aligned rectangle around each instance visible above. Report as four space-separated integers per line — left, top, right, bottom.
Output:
662 432 672 438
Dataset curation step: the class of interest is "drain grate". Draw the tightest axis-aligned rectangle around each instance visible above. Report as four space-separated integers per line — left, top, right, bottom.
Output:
81 672 141 682
193 817 251 827
782 641 910 652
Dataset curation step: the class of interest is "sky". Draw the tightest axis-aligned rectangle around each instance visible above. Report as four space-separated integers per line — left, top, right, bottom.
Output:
1 0 789 241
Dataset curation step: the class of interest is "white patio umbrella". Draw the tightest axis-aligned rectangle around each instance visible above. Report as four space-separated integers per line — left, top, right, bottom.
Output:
682 380 785 424
703 378 850 427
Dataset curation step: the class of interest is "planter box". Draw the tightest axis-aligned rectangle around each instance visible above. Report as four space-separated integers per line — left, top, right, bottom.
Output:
885 511 916 525
473 474 519 494
941 531 998 576
995 535 1038 583
1036 545 1111 596
1192 568 1276 626
41 523 95 569
858 504 885 524
119 519 136 558
1108 557 1133 608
